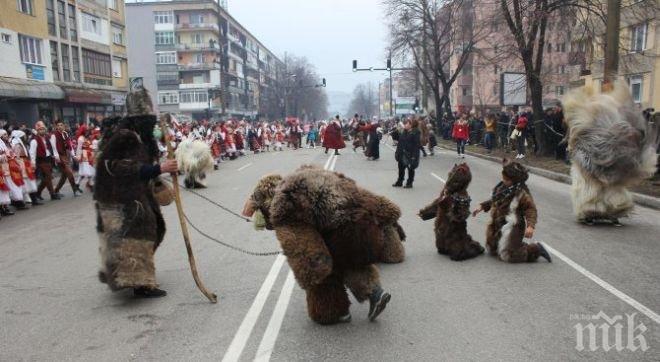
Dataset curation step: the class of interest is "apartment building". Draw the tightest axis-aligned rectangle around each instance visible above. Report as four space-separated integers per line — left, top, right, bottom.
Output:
0 0 129 125
126 0 284 121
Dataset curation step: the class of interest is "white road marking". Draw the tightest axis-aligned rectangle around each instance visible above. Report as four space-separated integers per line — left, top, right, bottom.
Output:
222 254 286 362
430 172 446 183
238 163 253 171
542 243 660 325
250 148 338 361
254 271 296 361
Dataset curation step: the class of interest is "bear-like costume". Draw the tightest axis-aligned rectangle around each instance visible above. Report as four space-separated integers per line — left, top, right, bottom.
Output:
418 163 484 261
243 165 406 324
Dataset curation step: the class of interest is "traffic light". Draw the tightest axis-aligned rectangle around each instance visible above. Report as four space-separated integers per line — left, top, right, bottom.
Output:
386 58 392 71
352 60 357 72
322 78 326 87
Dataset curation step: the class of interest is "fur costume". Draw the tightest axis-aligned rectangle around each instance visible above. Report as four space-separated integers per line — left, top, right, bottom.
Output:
95 89 166 291
479 160 550 263
562 83 658 222
419 163 484 261
244 165 405 324
175 138 213 189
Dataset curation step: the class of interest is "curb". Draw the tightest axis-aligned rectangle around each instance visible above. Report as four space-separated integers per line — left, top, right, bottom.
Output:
439 144 660 211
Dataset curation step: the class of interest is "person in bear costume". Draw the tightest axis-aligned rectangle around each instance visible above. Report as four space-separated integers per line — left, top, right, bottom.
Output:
242 165 405 324
418 163 484 261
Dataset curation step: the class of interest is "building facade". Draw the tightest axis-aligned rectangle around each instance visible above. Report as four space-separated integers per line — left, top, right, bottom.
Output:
0 0 129 126
126 0 284 121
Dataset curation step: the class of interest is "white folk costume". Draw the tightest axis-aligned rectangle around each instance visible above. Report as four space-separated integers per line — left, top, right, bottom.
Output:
562 83 658 225
0 130 13 212
76 134 96 188
10 131 37 199
0 132 26 204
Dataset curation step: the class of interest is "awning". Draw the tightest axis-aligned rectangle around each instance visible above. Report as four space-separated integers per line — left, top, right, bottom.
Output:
0 76 64 100
64 88 113 104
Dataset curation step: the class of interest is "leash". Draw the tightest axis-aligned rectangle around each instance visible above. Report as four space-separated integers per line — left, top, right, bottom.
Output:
182 210 282 256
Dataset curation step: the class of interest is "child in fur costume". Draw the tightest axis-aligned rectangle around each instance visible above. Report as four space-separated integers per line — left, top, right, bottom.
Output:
419 163 484 261
472 159 552 263
175 138 214 189
562 83 657 226
242 166 406 325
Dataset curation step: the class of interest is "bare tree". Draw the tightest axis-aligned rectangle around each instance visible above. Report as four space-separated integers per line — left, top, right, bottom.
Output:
347 83 379 119
284 54 328 120
385 0 485 124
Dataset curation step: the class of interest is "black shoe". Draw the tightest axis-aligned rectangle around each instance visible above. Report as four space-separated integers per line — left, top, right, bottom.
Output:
392 182 403 187
1 206 15 216
368 288 391 322
213 164 219 170
30 194 43 206
133 287 167 298
325 149 328 154
580 217 594 226
36 194 44 201
50 193 62 200
11 200 28 209
74 185 84 195
335 151 340 155
403 184 413 189
538 243 552 263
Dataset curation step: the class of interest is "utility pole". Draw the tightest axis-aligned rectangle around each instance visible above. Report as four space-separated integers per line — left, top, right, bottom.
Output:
602 0 621 91
353 56 411 118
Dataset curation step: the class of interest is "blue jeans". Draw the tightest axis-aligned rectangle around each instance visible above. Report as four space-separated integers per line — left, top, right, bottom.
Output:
484 132 494 151
456 139 466 155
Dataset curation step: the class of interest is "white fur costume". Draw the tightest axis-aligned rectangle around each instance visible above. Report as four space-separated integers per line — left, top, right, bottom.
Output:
175 138 214 187
562 83 657 220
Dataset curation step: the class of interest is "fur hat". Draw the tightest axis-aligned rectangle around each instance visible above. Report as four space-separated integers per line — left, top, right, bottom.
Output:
502 159 529 183
445 163 472 192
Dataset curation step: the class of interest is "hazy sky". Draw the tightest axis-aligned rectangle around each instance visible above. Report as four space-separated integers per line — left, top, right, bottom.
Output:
228 0 390 94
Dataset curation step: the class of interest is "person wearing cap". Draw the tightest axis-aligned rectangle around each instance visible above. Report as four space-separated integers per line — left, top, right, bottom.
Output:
472 159 552 263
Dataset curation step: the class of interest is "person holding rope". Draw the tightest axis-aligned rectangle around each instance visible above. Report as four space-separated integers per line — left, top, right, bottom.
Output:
95 87 178 298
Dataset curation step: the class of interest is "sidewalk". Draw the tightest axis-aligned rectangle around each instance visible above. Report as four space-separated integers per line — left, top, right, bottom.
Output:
438 140 660 210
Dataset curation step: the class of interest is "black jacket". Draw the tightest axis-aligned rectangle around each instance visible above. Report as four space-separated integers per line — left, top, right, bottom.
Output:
395 128 421 169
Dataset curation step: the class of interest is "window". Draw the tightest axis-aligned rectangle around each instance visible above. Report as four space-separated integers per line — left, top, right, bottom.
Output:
190 13 204 24
61 43 70 81
50 41 60 81
155 51 176 64
630 23 647 53
1 33 11 44
82 48 111 77
46 0 56 36
194 53 204 63
462 87 471 97
112 58 121 78
18 35 42 64
493 83 498 95
158 91 179 105
108 0 117 10
155 31 174 45
154 11 173 24
71 46 80 81
16 0 33 15
192 33 204 44
57 1 67 39
157 73 179 82
82 13 102 35
629 75 642 103
180 90 208 103
560 43 567 52
112 26 123 45
68 4 77 41
555 86 565 97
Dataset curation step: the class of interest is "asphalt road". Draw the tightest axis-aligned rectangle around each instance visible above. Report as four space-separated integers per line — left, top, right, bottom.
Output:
1 142 658 361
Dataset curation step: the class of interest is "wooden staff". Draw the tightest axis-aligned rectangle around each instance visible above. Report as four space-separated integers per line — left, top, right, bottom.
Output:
160 114 218 303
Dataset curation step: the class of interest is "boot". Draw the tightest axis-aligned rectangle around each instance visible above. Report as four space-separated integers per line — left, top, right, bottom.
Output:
537 243 552 263
50 193 62 200
392 180 403 187
1 205 15 216
11 200 27 209
368 287 391 322
30 193 43 206
73 184 84 196
133 287 167 298
334 150 340 156
610 218 623 227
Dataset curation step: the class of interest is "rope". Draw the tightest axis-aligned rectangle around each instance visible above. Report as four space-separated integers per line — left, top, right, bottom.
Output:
182 210 282 256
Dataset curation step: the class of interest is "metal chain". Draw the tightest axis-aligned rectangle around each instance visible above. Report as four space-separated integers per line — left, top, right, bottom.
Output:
182 210 282 256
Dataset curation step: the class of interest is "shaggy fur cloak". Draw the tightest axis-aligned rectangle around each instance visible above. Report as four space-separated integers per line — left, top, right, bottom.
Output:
562 83 657 220
176 138 214 188
419 163 484 261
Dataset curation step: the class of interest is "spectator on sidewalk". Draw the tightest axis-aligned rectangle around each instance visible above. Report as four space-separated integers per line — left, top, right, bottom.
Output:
514 112 528 159
484 114 496 153
452 114 470 158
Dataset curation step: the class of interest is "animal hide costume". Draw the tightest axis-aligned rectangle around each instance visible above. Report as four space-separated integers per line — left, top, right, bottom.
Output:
95 88 168 296
176 138 213 189
243 165 406 324
479 160 551 263
419 163 484 261
562 83 657 224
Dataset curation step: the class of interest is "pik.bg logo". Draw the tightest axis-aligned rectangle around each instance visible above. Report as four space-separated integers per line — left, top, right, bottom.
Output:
571 311 649 352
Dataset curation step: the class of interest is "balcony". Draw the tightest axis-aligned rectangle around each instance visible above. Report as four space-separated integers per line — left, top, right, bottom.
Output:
176 43 220 52
180 82 213 89
178 63 221 71
179 102 209 111
176 23 220 33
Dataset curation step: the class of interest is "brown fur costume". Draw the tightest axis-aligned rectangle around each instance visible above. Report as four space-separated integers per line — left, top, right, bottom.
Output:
246 165 404 324
479 160 549 263
419 163 484 261
94 114 166 290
